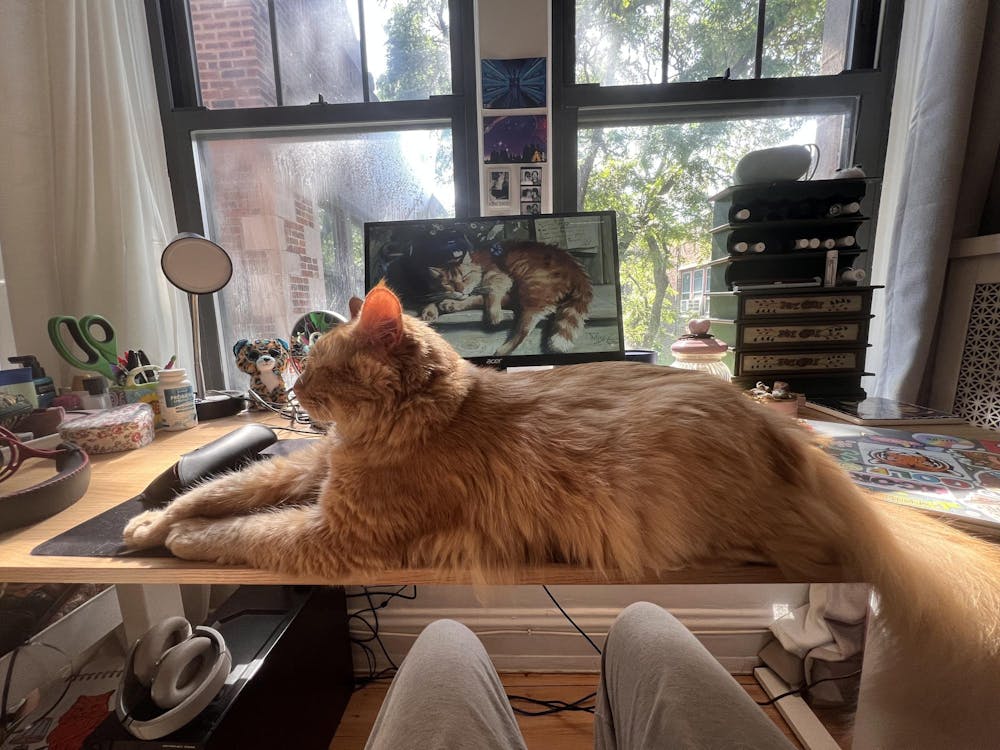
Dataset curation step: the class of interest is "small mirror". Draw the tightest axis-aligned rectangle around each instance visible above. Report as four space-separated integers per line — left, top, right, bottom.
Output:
289 310 347 370
161 233 233 294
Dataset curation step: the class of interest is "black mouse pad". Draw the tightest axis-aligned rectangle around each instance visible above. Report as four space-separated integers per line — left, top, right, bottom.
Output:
31 439 317 558
32 496 172 558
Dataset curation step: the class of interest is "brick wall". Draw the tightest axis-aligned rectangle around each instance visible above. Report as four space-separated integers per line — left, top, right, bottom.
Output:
190 0 276 108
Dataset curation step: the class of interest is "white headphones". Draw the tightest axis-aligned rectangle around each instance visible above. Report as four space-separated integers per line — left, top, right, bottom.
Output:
115 616 232 740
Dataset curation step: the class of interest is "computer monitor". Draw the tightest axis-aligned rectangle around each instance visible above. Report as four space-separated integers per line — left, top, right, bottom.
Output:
364 211 625 369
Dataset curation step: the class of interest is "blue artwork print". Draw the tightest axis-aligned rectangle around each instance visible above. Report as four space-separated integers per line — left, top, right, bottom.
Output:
481 57 546 109
483 116 547 164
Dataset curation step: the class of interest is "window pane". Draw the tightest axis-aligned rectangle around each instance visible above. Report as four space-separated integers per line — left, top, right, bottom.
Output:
762 0 851 78
668 0 758 82
190 0 277 108
366 0 453 101
578 112 847 356
274 0 364 105
575 0 664 85
196 128 454 387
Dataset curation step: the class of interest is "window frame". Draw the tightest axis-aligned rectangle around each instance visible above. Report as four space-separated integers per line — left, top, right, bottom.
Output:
144 0 479 386
551 0 905 212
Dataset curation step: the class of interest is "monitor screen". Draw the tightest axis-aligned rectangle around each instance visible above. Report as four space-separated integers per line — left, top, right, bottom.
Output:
364 211 625 368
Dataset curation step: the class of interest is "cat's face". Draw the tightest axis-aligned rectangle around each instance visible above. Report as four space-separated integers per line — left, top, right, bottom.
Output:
428 259 476 298
293 284 468 432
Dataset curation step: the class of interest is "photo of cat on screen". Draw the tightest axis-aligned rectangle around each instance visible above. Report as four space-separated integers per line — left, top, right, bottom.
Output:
364 212 625 366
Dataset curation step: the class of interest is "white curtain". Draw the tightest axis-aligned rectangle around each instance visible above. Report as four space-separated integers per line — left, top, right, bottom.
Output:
0 0 192 384
870 0 1000 402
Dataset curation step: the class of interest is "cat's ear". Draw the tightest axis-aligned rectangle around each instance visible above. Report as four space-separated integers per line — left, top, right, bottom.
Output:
348 297 364 319
358 284 403 349
428 266 443 279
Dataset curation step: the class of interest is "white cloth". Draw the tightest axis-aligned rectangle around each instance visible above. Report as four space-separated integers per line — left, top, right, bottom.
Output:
0 0 192 383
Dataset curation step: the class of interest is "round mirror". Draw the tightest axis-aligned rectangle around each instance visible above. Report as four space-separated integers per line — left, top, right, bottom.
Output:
161 233 233 294
290 310 347 370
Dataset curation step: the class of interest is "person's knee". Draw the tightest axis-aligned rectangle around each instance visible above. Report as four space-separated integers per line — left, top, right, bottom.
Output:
607 602 695 664
406 618 484 665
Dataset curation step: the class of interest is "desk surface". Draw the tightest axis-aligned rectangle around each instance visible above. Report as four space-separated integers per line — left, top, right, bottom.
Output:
0 407 992 585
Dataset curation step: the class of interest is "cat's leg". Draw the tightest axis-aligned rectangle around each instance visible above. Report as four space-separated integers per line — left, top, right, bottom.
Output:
495 311 545 355
420 303 439 321
439 295 485 313
163 504 347 576
123 439 330 550
483 278 513 327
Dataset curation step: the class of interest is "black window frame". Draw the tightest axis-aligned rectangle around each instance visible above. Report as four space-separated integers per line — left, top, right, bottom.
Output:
144 0 478 387
551 0 905 212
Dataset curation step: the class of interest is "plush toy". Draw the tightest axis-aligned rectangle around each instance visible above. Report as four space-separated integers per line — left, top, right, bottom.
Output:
233 338 290 408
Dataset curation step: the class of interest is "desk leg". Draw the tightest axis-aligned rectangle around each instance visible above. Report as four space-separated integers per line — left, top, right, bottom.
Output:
115 584 186 644
850 603 886 750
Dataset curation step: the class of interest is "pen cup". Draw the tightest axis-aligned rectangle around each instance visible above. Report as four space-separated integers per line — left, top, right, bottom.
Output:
109 366 163 427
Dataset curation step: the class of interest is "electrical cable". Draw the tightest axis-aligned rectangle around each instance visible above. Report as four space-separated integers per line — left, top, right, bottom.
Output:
348 586 417 688
508 586 603 717
754 669 863 706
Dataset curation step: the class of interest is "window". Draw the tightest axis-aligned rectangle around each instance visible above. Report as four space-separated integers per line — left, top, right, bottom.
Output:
556 0 901 357
189 0 453 108
147 0 475 387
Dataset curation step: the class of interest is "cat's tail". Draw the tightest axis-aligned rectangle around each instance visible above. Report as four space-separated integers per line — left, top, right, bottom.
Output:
771 446 1000 748
546 281 593 353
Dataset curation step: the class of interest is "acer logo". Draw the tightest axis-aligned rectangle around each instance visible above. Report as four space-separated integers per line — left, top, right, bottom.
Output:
486 358 503 366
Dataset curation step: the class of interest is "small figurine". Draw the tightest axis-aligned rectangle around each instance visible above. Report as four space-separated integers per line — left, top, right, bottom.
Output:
233 338 290 408
745 380 802 417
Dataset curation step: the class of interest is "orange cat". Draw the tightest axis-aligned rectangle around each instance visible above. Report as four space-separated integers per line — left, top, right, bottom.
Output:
420 241 593 355
125 284 1000 747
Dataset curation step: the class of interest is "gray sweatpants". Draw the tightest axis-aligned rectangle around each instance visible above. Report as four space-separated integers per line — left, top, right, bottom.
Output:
364 601 795 749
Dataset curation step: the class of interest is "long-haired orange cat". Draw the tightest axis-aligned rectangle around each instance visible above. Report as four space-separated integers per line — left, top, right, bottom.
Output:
125 284 1000 747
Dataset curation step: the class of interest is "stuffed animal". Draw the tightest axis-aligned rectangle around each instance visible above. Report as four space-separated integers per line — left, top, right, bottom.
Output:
233 338 290 408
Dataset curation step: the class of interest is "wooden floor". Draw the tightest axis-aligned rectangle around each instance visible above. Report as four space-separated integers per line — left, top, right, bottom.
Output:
330 673 853 749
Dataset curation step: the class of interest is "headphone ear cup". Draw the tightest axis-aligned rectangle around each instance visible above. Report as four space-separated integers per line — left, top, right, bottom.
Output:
150 636 218 710
133 617 193 687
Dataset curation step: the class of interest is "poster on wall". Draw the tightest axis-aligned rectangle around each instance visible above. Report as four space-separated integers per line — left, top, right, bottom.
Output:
481 57 547 109
486 168 512 208
484 115 547 164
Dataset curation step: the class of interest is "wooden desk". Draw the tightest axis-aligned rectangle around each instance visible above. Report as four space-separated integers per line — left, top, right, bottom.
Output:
0 412 853 586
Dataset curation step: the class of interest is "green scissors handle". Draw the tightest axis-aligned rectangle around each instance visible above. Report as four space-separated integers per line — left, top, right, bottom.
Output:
47 315 119 380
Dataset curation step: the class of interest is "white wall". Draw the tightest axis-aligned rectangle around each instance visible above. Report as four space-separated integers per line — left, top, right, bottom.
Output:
350 583 808 674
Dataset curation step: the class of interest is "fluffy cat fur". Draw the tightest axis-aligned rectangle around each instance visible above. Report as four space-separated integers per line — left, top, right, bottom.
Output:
125 284 1000 748
421 241 593 355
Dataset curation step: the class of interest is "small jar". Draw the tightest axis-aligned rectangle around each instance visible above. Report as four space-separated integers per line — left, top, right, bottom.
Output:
670 320 732 382
81 376 111 410
156 368 198 431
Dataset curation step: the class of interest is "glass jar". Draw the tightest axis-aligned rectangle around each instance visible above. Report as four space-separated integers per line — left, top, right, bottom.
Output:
670 320 732 382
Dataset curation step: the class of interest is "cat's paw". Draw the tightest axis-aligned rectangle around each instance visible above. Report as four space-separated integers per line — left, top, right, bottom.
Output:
486 309 503 326
123 510 173 549
421 303 439 321
165 518 246 564
439 299 458 313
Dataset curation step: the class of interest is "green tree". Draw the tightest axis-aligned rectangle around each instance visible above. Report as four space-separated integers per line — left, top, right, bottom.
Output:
376 0 451 101
577 0 828 357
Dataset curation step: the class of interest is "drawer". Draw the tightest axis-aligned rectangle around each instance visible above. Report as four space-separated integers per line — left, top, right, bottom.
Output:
712 318 872 350
735 349 868 376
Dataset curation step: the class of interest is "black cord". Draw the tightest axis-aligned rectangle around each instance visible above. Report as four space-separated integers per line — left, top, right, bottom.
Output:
542 585 602 656
507 586 603 717
754 668 863 706
509 691 597 716
348 586 416 688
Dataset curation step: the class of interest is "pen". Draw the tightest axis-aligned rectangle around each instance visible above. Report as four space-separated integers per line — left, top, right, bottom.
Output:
164 354 176 370
138 350 155 382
